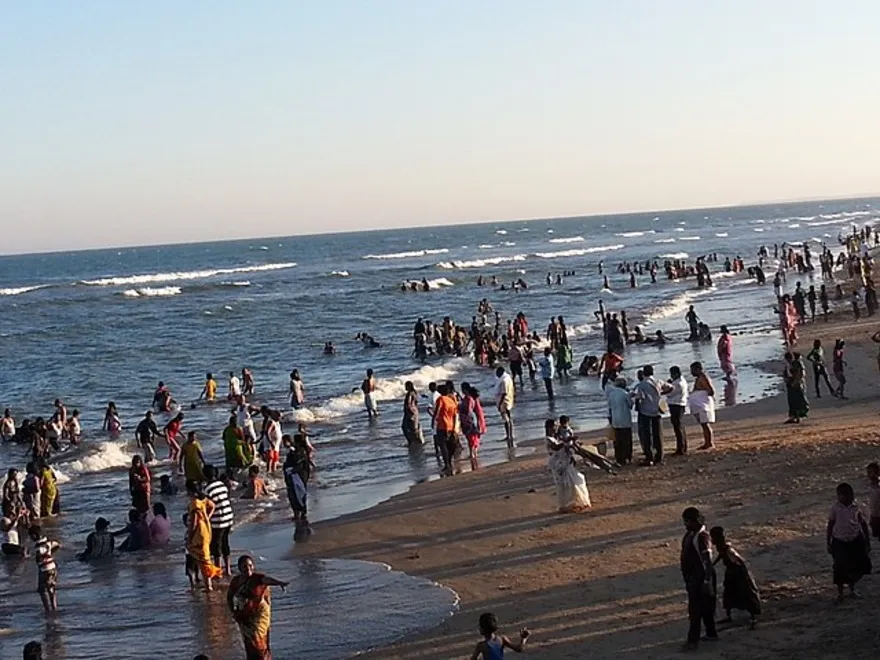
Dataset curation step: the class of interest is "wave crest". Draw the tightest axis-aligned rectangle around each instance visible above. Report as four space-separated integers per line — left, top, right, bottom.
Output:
81 262 297 287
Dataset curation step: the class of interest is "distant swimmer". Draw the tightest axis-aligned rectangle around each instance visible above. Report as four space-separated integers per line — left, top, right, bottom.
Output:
242 368 255 397
323 342 336 355
602 276 611 291
355 332 381 348
421 277 430 292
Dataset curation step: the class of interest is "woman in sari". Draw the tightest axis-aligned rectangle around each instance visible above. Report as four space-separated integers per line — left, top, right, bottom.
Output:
783 352 809 423
39 462 59 517
227 555 288 660
186 484 223 591
129 455 151 514
545 419 591 513
400 381 423 446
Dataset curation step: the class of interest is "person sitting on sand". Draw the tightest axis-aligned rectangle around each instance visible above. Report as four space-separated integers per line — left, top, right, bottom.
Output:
471 612 529 659
710 526 762 629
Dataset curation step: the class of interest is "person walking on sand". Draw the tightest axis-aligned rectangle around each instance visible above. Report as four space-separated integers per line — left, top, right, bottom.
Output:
680 507 717 650
806 339 836 398
662 366 689 456
716 326 735 380
607 377 634 465
710 526 762 629
826 482 871 603
362 369 379 419
545 419 591 513
227 555 288 660
688 362 716 450
832 339 848 399
783 352 809 424
494 367 516 447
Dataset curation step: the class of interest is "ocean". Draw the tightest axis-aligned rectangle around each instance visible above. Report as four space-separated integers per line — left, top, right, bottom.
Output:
0 197 877 658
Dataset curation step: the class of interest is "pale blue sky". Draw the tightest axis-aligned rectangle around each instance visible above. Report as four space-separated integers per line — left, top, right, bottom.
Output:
2 1 879 253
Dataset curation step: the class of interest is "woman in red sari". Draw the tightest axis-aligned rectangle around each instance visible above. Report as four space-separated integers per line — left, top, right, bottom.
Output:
227 555 288 660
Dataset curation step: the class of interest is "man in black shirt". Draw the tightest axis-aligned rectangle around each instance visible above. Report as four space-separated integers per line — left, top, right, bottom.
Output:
135 411 159 464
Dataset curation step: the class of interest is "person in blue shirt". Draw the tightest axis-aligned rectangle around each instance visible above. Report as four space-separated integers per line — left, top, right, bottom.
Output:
538 348 556 400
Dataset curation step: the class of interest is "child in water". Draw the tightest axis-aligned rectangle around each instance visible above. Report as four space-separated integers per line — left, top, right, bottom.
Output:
471 612 529 659
709 527 762 628
182 513 199 589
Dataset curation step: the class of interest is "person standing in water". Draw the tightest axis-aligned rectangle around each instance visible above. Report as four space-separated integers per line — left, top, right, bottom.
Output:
199 373 217 403
227 555 288 660
401 381 423 446
716 326 735 381
163 412 185 463
135 410 160 464
362 369 379 419
179 431 206 483
29 524 61 614
494 367 516 447
289 369 305 409
228 371 242 401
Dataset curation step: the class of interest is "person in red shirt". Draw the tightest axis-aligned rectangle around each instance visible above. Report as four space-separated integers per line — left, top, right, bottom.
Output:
163 412 184 463
433 384 459 474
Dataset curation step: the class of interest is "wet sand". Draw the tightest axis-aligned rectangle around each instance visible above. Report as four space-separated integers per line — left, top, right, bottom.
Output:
296 313 880 659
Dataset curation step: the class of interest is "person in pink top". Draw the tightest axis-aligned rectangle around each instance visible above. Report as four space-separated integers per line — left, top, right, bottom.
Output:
826 482 871 603
716 326 735 380
459 383 487 462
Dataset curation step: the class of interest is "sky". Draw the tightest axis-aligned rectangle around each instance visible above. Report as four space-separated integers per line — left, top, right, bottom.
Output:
2 1 879 254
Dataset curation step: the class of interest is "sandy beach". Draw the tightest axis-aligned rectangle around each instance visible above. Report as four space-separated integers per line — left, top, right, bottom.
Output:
297 314 880 659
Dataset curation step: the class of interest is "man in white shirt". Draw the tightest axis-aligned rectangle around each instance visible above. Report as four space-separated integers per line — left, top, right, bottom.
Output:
228 371 242 400
494 367 515 447
234 396 258 445
662 365 690 455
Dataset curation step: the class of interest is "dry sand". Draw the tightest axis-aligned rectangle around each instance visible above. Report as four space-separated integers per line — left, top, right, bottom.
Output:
296 315 880 659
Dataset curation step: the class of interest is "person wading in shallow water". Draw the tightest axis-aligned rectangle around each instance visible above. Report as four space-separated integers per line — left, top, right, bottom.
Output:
227 554 288 660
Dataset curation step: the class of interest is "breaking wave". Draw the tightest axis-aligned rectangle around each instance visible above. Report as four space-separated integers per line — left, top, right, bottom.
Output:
81 262 297 287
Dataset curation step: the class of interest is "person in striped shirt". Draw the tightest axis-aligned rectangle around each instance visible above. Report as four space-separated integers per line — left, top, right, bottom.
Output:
28 525 60 613
203 465 234 577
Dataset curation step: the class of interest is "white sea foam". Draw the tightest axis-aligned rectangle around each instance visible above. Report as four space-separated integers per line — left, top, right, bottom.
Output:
788 224 801 228
644 287 714 324
753 228 765 232
60 441 132 476
615 231 654 238
806 218 853 227
548 236 585 244
330 271 351 277
496 230 508 235
405 277 454 289
437 255 527 269
291 358 471 423
658 252 689 259
654 238 677 244
534 245 624 259
674 228 685 232
221 280 252 287
0 285 47 296
478 244 495 249
362 249 448 260
122 286 182 298
82 262 297 287
715 232 729 237
568 323 593 338
501 241 516 247
679 236 701 241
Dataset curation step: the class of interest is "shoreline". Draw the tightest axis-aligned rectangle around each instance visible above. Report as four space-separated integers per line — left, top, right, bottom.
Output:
295 312 880 659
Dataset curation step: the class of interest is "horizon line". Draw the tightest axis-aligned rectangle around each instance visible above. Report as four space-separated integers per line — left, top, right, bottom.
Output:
3 193 879 259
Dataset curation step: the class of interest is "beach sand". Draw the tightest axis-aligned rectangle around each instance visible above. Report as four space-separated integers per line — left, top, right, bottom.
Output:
296 315 880 659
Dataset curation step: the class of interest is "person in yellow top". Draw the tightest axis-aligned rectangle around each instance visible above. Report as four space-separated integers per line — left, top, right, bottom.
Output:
199 373 218 403
39 463 59 517
186 483 223 592
179 431 205 483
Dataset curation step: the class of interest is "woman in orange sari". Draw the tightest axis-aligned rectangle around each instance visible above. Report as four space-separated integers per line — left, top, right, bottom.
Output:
227 555 288 659
186 485 223 592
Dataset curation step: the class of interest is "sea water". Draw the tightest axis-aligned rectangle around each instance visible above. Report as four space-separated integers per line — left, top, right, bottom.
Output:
0 198 877 657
